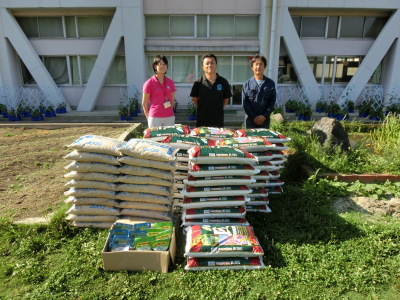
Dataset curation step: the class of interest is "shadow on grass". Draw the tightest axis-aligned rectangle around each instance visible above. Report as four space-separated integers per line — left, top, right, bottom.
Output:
244 151 364 268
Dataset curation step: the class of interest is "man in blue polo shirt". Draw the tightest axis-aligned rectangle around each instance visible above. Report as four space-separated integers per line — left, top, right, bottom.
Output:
190 53 232 128
242 54 276 129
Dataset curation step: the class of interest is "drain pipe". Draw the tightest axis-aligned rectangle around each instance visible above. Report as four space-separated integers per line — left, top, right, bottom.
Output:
268 0 277 79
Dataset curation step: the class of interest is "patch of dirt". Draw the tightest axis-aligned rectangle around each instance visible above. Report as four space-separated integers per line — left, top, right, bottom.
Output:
334 196 400 219
0 126 128 221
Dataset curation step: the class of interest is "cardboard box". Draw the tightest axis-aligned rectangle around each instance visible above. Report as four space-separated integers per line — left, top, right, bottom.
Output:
102 219 177 273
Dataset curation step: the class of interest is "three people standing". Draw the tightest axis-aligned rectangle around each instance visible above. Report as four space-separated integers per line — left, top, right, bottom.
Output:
143 53 275 129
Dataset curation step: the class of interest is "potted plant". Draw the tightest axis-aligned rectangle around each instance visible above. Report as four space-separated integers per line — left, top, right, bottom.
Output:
284 98 299 113
118 102 132 121
56 102 67 114
0 103 8 118
346 100 355 113
358 100 372 117
187 98 197 120
316 100 327 113
335 107 349 121
369 105 384 121
44 104 57 117
295 102 312 121
326 102 341 118
29 107 44 121
7 107 22 121
128 98 138 117
385 94 400 115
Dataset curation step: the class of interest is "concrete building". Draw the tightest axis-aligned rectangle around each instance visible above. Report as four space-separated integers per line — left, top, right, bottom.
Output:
0 0 399 112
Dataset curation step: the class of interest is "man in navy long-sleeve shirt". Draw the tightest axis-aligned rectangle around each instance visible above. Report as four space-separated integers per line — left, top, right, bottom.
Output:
242 54 276 129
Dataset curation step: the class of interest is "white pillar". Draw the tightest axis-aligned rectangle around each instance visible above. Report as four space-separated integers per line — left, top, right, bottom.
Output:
281 7 320 107
122 0 146 90
339 9 400 106
77 7 124 111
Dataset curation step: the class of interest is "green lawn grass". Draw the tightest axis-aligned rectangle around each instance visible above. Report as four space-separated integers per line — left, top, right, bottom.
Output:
1 117 399 299
1 177 399 299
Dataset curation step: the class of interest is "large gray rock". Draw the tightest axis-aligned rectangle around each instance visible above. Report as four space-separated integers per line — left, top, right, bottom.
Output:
311 117 351 151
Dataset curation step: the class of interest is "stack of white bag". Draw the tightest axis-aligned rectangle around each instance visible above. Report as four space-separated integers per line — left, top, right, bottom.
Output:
184 224 265 271
235 129 291 211
142 125 191 210
161 135 217 211
180 145 259 227
216 136 276 212
64 135 124 229
116 138 178 221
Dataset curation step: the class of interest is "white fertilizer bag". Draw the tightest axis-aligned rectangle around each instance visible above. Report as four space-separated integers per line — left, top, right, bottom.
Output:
64 188 118 199
64 180 117 191
190 127 237 138
116 184 171 197
64 196 119 207
119 208 172 221
182 206 246 219
268 171 281 180
188 146 258 165
184 225 264 257
182 218 249 227
119 165 173 181
64 150 120 165
252 171 272 181
116 192 170 205
217 137 276 152
183 175 255 187
71 221 114 229
117 201 170 211
64 161 120 174
236 128 291 143
64 171 119 183
188 163 260 177
162 135 217 150
143 124 191 141
65 214 118 222
118 139 178 161
66 204 120 215
182 196 249 209
118 175 171 187
118 156 176 171
67 135 124 156
181 186 252 198
185 256 265 271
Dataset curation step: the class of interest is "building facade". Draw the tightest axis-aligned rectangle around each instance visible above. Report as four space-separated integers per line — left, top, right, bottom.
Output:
0 0 399 111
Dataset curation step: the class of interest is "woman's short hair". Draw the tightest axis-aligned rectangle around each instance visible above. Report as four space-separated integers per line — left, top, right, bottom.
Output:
153 55 169 73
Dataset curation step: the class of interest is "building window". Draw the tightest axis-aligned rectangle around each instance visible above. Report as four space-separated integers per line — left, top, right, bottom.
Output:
170 16 194 37
278 56 298 84
21 55 126 86
145 15 259 38
340 17 365 38
292 15 387 39
16 15 111 39
16 17 63 38
364 17 386 38
43 56 69 84
77 16 111 38
301 17 326 38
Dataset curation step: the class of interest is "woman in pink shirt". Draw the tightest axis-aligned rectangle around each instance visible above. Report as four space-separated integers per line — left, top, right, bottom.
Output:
142 55 176 128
